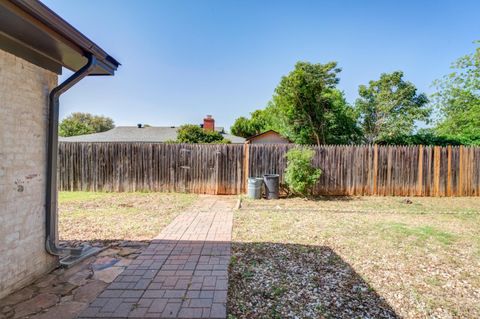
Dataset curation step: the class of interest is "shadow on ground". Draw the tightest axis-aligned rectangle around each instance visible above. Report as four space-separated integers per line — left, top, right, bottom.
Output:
1 240 398 319
228 242 398 319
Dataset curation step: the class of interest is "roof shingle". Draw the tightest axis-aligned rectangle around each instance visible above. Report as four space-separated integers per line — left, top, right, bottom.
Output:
59 126 246 143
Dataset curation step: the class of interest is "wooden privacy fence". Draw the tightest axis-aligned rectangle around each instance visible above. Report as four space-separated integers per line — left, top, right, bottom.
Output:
58 142 480 196
58 143 244 194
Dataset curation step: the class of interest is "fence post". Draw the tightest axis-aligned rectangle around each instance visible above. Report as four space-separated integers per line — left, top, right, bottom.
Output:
447 145 452 196
243 143 250 193
215 150 221 195
417 145 423 196
433 146 441 196
459 145 464 196
373 144 378 195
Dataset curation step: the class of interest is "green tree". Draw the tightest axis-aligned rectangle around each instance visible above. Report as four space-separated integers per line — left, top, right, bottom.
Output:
284 147 321 196
273 61 332 144
59 112 114 137
231 62 362 145
271 61 362 145
176 124 230 143
375 128 463 146
355 71 430 144
230 109 274 138
230 117 256 138
432 42 480 145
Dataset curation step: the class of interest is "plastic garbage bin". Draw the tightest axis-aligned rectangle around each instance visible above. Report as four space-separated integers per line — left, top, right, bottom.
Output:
247 177 264 199
263 174 279 199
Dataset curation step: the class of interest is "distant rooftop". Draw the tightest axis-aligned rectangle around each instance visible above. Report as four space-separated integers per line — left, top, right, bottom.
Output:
59 126 246 144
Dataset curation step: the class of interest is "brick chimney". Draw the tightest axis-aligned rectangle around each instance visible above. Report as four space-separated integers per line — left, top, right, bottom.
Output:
203 115 215 132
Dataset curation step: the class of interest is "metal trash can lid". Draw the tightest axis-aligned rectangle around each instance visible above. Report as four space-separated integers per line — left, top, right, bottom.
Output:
263 174 279 179
248 177 264 185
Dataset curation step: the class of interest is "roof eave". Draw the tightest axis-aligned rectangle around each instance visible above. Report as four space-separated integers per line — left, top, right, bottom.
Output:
0 0 119 75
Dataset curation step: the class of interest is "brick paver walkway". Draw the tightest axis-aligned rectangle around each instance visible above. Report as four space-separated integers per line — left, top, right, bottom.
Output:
78 197 234 319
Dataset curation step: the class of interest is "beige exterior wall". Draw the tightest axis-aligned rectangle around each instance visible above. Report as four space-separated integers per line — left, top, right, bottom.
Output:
0 49 58 298
249 131 290 144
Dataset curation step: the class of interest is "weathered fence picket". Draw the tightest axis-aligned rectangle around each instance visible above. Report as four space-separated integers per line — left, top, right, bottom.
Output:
58 142 480 196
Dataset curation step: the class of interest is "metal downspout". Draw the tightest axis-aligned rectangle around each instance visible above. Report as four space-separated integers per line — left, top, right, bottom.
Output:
45 54 99 266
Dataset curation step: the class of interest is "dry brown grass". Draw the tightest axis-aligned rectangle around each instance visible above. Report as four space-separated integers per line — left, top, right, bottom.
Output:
242 195 480 214
59 192 197 242
229 197 480 318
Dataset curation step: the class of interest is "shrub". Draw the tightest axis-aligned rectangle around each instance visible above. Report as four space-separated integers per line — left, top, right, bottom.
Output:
59 112 114 137
176 124 227 143
376 129 467 146
284 147 321 196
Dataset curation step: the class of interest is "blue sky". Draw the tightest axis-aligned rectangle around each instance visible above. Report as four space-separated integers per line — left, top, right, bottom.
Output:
43 0 480 131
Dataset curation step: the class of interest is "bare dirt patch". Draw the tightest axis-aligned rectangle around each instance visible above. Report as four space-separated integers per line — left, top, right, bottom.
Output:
59 192 197 243
229 242 397 319
229 197 480 318
242 196 480 214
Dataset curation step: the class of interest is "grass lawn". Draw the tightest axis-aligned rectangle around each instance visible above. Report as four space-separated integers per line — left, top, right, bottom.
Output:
59 192 197 242
229 197 480 318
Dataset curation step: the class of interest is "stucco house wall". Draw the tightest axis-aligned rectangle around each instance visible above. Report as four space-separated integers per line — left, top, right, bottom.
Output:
0 49 58 298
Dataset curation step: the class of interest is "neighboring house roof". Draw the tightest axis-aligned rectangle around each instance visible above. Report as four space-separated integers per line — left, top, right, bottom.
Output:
0 0 120 75
59 126 246 144
245 130 291 143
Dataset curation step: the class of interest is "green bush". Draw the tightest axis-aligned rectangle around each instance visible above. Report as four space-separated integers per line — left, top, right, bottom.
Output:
176 124 227 143
284 147 321 196
59 112 114 137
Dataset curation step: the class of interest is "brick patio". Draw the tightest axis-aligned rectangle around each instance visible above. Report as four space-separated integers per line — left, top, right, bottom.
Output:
78 197 234 319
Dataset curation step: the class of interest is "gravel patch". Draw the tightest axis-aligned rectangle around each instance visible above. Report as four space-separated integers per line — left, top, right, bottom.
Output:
228 242 397 319
230 198 480 318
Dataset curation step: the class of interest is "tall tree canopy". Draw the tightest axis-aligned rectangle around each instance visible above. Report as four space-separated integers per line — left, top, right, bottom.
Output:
272 61 361 145
176 124 230 143
231 61 361 145
230 116 253 138
432 43 480 145
59 112 114 137
230 109 273 138
355 71 430 144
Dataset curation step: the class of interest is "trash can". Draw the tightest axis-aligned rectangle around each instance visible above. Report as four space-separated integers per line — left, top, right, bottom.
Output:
247 177 264 199
263 174 279 199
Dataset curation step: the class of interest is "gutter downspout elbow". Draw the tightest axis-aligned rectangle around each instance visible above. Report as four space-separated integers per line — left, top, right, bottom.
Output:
45 54 99 265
